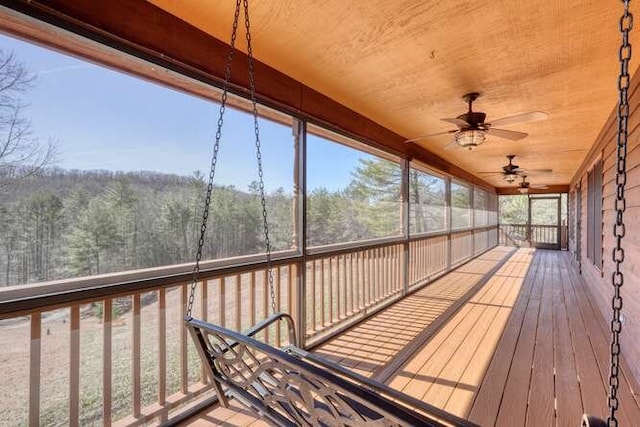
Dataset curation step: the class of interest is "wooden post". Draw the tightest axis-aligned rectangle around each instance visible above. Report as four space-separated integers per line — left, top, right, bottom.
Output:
29 312 41 426
103 299 112 426
158 289 167 415
132 294 141 417
401 158 410 296
70 305 80 427
180 286 188 394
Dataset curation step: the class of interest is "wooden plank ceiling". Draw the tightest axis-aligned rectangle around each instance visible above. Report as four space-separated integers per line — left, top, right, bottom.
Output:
148 0 639 189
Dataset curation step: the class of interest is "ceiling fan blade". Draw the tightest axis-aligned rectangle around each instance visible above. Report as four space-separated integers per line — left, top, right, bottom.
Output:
487 128 528 141
488 111 548 127
522 168 553 174
530 184 549 189
443 139 458 150
404 130 456 143
441 117 470 127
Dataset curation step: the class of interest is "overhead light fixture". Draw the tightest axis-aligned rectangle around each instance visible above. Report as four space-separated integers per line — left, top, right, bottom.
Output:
455 130 486 150
504 174 517 183
518 187 529 194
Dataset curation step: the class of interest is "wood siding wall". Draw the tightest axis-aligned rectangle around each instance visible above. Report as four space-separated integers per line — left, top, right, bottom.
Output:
570 67 640 385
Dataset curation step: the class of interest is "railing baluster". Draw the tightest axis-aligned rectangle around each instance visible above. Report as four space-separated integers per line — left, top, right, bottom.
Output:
371 249 376 302
275 266 281 346
396 245 401 291
376 248 381 301
328 257 335 325
132 293 141 417
70 305 80 426
103 299 112 426
355 252 361 310
310 261 316 331
235 273 241 332
362 250 373 307
250 272 256 328
320 259 325 327
158 289 166 413
349 254 354 315
287 264 294 328
29 312 41 426
219 278 226 328
180 285 188 394
262 270 269 343
342 255 348 316
381 247 386 298
336 255 342 319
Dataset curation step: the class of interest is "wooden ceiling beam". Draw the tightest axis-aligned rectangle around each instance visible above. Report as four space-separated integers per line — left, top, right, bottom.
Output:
496 185 569 195
0 0 495 191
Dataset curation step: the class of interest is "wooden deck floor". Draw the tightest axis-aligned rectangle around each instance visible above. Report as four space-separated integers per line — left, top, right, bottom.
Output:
184 248 640 426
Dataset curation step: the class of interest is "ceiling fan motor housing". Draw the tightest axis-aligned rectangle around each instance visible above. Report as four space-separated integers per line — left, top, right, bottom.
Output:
457 112 487 128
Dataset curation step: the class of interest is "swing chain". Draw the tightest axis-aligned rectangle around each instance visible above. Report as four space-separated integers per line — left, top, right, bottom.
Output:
244 0 277 315
187 0 242 318
609 1 632 425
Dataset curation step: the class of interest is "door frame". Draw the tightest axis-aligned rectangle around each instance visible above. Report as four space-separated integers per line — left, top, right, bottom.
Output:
528 195 561 250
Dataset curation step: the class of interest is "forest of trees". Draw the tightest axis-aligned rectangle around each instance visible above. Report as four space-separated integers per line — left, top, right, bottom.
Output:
0 167 297 286
0 159 451 287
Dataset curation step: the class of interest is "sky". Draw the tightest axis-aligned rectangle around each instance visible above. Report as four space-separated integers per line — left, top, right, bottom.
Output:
0 33 374 193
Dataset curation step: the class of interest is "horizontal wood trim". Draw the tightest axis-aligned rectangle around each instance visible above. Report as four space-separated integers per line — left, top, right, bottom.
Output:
495 185 569 195
0 0 495 191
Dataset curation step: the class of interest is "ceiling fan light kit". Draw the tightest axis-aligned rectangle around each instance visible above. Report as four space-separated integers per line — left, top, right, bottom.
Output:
504 173 518 183
454 129 486 150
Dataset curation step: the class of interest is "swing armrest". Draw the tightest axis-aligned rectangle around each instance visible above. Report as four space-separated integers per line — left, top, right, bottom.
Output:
284 346 479 427
244 312 297 346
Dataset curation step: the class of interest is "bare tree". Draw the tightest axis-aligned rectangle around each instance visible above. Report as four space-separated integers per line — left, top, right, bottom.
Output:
0 49 56 177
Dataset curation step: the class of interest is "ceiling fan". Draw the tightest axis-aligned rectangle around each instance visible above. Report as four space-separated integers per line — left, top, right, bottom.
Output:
405 93 548 150
517 174 549 194
477 155 552 183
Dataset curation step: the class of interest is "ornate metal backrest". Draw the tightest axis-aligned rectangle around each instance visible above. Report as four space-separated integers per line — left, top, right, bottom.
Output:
185 317 449 427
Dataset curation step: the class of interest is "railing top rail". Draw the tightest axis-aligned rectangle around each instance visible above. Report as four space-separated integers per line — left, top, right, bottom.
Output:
0 250 298 318
0 225 499 319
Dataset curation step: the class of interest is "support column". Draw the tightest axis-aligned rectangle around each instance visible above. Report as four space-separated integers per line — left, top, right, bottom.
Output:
293 118 307 348
401 158 410 295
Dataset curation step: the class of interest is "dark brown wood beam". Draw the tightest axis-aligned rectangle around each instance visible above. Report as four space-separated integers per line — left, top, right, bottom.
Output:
496 185 569 195
0 0 495 191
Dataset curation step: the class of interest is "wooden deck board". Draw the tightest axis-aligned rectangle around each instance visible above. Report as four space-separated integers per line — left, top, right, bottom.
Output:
189 248 640 426
386 266 508 395
567 258 640 425
494 250 546 427
552 250 584 425
445 275 523 417
409 275 508 408
467 249 539 425
526 251 556 426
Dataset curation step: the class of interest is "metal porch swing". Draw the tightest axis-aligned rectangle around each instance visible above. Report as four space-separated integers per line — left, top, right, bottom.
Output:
583 2 633 426
182 1 474 425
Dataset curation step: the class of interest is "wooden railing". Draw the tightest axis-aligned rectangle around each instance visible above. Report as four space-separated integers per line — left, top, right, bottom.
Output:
408 234 448 290
0 227 497 426
305 242 404 343
499 224 530 246
499 224 567 249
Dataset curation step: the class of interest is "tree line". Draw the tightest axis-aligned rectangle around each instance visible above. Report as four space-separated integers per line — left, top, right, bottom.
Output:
0 159 448 287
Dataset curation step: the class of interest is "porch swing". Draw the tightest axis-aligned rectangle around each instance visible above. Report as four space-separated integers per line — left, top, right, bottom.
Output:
184 0 633 426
